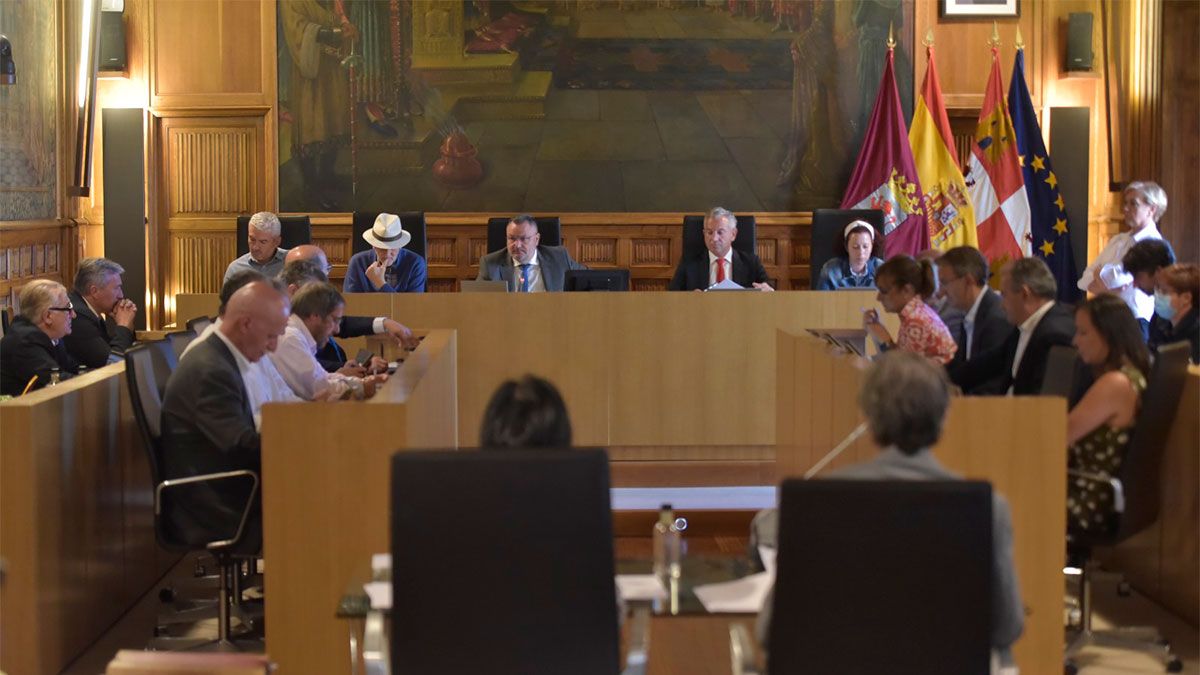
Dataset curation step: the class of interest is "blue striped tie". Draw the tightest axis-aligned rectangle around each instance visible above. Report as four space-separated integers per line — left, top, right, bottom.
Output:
519 264 532 292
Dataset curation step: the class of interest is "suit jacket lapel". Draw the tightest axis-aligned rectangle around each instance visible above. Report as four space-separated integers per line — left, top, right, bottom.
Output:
70 291 108 340
973 290 995 347
497 253 515 290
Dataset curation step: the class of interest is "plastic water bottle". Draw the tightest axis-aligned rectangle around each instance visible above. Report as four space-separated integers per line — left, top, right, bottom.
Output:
652 503 681 581
49 367 61 386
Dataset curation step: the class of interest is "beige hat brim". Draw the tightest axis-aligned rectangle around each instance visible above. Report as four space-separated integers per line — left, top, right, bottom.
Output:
362 226 412 250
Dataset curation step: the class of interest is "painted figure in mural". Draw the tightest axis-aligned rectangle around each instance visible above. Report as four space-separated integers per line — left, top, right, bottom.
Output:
778 0 844 203
280 0 358 211
853 0 912 139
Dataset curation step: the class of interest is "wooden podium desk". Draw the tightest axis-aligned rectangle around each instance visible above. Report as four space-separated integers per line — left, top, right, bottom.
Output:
776 330 1067 675
0 365 177 675
260 330 457 675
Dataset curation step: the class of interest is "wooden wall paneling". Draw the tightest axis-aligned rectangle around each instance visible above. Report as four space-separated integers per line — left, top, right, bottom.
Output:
0 220 79 312
1159 0 1199 263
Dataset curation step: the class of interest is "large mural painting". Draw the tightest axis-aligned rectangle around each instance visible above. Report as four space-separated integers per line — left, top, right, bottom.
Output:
0 0 57 221
277 0 913 213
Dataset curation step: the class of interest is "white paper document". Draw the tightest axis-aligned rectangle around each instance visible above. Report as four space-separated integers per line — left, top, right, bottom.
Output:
705 279 746 291
363 581 392 610
693 571 773 614
615 574 668 601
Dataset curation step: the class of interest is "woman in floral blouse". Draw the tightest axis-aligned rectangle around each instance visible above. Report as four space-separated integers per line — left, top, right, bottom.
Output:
863 255 958 365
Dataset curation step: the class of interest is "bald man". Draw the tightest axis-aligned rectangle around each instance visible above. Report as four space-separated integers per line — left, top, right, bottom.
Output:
285 245 419 371
160 279 290 552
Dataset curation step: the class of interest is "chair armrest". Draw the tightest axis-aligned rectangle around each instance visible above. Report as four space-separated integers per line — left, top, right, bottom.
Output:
621 604 651 675
155 469 260 550
729 622 761 675
1067 468 1125 513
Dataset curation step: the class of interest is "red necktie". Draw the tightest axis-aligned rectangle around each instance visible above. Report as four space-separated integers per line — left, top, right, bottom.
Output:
716 258 727 283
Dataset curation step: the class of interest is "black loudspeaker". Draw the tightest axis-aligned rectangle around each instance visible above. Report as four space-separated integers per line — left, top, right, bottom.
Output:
1066 13 1094 72
99 10 126 72
1049 107 1090 280
103 109 146 330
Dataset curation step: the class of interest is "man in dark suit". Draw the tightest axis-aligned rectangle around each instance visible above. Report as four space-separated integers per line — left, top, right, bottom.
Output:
476 214 587 292
62 257 138 369
668 207 773 291
160 279 290 552
0 280 79 395
938 246 1014 394
953 257 1075 396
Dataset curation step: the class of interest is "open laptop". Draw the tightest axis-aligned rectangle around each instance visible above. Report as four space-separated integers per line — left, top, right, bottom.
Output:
460 280 509 293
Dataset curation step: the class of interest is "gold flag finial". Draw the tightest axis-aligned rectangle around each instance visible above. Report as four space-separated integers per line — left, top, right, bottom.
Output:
1015 26 1025 50
987 21 1001 48
887 21 896 50
924 28 934 48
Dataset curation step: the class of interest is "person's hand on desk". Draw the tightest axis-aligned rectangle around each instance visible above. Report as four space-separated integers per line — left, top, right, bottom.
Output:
365 355 389 375
382 319 420 350
752 282 774 292
337 361 368 378
362 373 388 399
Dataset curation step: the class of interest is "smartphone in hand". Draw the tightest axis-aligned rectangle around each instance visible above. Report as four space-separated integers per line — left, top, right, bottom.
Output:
355 348 374 366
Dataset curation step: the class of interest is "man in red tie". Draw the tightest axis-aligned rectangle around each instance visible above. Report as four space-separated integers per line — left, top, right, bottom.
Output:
668 207 774 291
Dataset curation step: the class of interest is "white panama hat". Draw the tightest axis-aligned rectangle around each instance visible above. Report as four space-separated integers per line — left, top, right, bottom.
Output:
362 213 412 250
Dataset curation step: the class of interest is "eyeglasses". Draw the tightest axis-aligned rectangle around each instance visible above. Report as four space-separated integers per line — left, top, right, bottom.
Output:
507 234 537 244
48 301 75 313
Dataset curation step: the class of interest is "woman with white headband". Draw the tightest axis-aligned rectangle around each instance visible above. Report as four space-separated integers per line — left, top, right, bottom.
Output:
816 220 885 290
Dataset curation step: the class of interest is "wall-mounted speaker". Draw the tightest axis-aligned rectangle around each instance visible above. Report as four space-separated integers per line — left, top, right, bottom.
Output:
1066 12 1094 72
98 10 126 72
103 109 146 330
1049 107 1090 279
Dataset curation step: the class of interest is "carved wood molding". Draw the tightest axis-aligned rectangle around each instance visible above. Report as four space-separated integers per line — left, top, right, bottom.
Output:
0 219 80 309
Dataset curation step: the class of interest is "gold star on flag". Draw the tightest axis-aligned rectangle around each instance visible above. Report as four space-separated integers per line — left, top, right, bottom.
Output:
1031 155 1046 171
1039 240 1055 256
1044 171 1058 189
1054 218 1068 235
1055 194 1065 210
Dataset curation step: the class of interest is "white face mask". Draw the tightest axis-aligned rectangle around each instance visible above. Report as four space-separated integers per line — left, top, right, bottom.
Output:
1154 290 1176 320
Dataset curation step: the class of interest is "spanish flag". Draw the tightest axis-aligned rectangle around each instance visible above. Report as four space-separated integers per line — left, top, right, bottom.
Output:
910 42 978 250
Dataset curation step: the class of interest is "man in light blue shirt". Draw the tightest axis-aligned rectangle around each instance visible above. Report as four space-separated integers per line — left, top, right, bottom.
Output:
223 211 289 285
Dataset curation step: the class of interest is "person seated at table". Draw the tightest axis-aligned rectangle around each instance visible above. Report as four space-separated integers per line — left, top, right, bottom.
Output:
862 255 957 365
223 211 289 285
668 207 773 291
1122 238 1176 350
62 257 137 368
952 257 1076 396
269 282 386 401
0 280 80 395
479 375 573 448
916 247 964 341
1067 294 1151 533
1152 264 1199 363
160 279 290 552
815 220 885 290
477 214 587 292
285 244 419 370
752 351 1024 665
182 271 302 429
939 246 1014 394
343 213 427 293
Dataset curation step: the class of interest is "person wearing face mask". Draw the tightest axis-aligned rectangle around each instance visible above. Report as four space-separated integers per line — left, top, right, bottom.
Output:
1077 181 1167 335
0 280 80 395
1065 294 1150 533
1152 264 1199 363
816 220 885 290
343 213 428 293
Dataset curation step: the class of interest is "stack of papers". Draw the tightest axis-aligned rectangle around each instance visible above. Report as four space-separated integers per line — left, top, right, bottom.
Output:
615 574 668 601
692 571 773 614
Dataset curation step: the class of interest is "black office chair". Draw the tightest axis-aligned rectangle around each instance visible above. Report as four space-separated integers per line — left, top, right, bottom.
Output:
1064 342 1190 674
809 209 885 289
681 213 756 262
125 342 262 651
759 479 993 675
390 448 621 675
351 211 428 260
166 330 196 362
185 315 214 336
486 216 561 254
235 215 312 257
0 306 9 336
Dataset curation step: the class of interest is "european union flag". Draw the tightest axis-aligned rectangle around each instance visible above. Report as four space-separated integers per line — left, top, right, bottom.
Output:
1008 50 1080 304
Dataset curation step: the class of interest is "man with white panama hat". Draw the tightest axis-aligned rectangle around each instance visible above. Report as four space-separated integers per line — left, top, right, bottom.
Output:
344 213 428 293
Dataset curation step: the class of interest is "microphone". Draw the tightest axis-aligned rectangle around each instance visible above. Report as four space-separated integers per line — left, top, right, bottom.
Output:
804 422 868 479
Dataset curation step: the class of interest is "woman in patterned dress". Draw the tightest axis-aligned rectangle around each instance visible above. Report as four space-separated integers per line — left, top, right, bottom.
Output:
1066 294 1151 533
863 254 958 365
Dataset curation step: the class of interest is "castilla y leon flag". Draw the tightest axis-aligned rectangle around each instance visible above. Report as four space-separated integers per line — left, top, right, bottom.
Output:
965 47 1030 266
1008 48 1081 303
910 42 978 250
840 47 930 257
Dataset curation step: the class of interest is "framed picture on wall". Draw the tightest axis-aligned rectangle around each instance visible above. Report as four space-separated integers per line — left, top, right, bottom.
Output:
941 0 1019 18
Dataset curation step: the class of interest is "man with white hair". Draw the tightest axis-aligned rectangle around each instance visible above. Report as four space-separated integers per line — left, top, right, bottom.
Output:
0 280 80 395
223 211 290 285
668 207 773 291
63 257 138 368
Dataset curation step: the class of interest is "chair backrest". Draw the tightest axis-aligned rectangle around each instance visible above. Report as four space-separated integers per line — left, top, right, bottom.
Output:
681 214 756 262
486 216 562 255
1110 341 1191 540
810 209 885 289
124 341 176 484
235 215 312 257
166 330 196 362
185 315 213 335
0 306 8 336
1042 345 1080 397
769 479 993 675
390 448 619 675
351 211 428 260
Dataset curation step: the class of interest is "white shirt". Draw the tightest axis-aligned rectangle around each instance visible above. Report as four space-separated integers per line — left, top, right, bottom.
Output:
1077 224 1160 321
512 249 545 292
183 319 301 429
270 315 364 401
1009 300 1055 394
708 249 734 287
962 287 991 360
